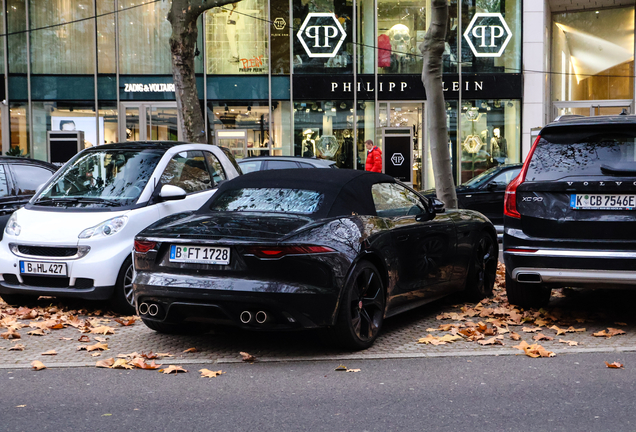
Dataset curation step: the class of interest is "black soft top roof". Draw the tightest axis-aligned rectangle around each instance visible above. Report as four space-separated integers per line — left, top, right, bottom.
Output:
204 168 397 218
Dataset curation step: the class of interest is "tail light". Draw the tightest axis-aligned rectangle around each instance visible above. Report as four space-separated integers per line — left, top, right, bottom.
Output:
245 245 335 259
504 135 541 219
134 240 157 253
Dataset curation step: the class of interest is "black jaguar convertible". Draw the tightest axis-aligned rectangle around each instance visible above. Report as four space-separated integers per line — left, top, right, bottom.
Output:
132 169 497 349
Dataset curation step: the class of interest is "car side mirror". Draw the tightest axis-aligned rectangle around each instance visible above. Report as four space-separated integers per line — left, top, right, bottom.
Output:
431 198 445 213
486 183 498 191
159 184 187 201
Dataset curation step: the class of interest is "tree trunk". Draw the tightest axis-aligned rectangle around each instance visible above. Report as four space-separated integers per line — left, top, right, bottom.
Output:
419 0 458 209
168 0 240 143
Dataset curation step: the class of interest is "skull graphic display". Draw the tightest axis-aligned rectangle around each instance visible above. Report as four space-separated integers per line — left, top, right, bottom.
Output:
387 24 411 57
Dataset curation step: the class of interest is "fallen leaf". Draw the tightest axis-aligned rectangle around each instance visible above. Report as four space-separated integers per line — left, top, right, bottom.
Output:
605 361 624 369
240 352 256 362
615 322 627 326
91 353 101 357
549 325 567 336
130 358 162 370
31 360 46 371
522 326 542 333
593 328 626 338
334 365 348 371
112 359 133 370
94 336 108 343
27 329 47 336
95 358 115 368
1 328 21 339
77 346 87 351
533 333 554 342
41 350 57 356
199 369 224 378
87 342 109 352
59 337 72 341
117 352 141 359
154 352 174 358
478 337 503 346
78 335 91 343
558 339 578 346
567 326 586 333
509 332 521 341
346 368 361 373
182 347 198 353
161 365 188 374
114 318 136 326
8 344 25 351
15 405 26 408
90 326 115 335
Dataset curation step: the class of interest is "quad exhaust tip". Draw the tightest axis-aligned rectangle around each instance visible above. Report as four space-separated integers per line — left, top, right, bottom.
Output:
240 310 253 324
138 302 149 315
148 304 159 316
255 311 269 324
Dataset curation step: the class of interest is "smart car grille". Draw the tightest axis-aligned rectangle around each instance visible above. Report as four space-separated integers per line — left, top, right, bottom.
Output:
17 245 78 257
21 276 70 288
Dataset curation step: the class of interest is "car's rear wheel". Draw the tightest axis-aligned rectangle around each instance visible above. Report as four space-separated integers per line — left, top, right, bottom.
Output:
141 318 210 335
330 261 385 350
108 256 135 315
1 293 38 307
506 272 551 309
465 232 497 300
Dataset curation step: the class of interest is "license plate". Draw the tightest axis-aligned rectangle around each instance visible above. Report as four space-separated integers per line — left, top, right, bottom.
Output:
169 245 230 265
570 194 636 210
20 261 67 277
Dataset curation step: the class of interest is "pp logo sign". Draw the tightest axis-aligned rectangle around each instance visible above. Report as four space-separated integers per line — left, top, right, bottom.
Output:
463 13 512 58
391 153 405 166
297 13 347 58
273 17 286 31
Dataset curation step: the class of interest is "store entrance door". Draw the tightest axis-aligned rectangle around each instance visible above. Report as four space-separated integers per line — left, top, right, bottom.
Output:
215 129 248 160
119 102 181 141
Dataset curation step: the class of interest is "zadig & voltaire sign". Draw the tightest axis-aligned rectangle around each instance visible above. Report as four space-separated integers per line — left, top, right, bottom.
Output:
124 83 175 93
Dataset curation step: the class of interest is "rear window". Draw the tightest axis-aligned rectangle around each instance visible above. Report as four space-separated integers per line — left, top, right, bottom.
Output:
527 130 636 181
210 188 323 214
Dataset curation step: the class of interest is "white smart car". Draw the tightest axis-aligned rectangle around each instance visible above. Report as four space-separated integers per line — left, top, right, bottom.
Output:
0 141 241 313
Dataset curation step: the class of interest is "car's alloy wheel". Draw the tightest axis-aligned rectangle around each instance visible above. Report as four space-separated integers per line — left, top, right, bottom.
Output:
332 261 385 350
466 232 497 300
109 256 136 315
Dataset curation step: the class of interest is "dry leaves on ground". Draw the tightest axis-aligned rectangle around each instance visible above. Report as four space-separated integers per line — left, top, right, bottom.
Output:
240 352 256 362
182 347 198 353
200 369 225 378
31 360 46 370
41 350 57 356
593 328 626 338
161 365 188 374
605 361 624 369
334 365 361 372
513 340 555 358
8 344 25 351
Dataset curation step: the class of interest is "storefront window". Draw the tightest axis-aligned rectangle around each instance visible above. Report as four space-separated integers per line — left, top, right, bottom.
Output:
7 0 27 74
293 0 353 74
30 0 94 74
293 100 358 168
206 1 268 75
208 102 270 159
456 99 520 184
99 103 118 144
97 1 116 74
119 0 171 74
552 7 634 102
9 103 29 157
446 0 521 75
377 0 426 75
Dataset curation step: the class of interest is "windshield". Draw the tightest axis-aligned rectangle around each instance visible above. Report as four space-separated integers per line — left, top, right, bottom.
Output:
210 188 324 214
34 148 164 208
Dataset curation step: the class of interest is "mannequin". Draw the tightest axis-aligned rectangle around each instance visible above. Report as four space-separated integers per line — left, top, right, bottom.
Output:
490 128 507 158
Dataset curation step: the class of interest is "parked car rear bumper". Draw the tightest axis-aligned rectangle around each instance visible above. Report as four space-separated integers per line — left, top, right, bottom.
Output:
133 271 341 330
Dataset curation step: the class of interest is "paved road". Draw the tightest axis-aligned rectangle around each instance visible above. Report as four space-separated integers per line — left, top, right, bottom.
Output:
2 353 635 431
2 281 636 367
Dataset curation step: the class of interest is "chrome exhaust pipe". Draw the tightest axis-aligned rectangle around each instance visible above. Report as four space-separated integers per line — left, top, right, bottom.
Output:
148 304 159 317
138 302 149 315
255 311 269 324
240 310 253 324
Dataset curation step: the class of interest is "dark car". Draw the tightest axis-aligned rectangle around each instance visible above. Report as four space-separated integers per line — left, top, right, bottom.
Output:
237 156 337 174
133 169 497 350
0 157 58 237
421 164 522 231
504 114 636 308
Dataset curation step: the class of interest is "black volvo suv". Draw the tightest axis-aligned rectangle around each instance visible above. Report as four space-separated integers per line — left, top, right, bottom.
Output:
503 115 636 308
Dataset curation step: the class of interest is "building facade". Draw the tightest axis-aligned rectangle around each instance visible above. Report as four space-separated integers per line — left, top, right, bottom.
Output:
0 0 630 189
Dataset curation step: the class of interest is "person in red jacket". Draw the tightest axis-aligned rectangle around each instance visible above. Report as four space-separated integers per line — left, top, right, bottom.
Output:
365 140 382 173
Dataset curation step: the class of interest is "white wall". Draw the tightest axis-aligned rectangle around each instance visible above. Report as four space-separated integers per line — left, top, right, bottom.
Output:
522 0 551 160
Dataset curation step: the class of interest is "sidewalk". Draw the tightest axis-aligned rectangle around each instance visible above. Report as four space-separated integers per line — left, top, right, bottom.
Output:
2 271 636 368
